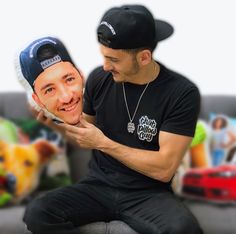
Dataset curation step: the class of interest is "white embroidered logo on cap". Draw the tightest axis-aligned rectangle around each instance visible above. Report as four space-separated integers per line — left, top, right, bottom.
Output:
100 21 116 35
40 55 62 69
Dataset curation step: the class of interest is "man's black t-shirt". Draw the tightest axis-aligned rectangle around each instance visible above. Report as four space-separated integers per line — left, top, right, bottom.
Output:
83 62 200 189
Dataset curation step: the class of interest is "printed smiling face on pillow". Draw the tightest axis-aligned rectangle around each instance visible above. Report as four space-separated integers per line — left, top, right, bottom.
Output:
18 36 84 125
0 139 58 202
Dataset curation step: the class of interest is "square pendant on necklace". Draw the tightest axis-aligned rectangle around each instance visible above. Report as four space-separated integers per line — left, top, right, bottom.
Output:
127 122 135 133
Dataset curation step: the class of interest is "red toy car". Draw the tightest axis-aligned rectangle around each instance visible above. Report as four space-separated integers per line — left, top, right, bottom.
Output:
182 165 236 202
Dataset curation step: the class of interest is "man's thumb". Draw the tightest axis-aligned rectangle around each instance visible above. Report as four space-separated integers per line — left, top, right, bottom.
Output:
79 115 90 127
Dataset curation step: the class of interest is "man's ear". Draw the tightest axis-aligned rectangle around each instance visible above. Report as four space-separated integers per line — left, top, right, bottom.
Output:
32 93 44 108
137 50 152 66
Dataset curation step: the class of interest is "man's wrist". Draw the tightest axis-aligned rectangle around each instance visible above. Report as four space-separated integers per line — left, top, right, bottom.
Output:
97 135 114 153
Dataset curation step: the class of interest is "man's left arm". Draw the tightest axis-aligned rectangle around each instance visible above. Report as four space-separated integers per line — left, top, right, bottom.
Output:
62 117 192 182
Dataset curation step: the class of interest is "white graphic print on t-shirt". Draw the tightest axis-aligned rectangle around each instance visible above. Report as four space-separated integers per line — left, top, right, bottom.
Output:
137 116 157 142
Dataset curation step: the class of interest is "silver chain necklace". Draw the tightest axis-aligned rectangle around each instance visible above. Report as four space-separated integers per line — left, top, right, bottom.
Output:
122 82 150 134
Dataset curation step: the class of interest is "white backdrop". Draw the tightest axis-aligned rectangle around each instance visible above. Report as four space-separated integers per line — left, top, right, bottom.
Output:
1 0 235 95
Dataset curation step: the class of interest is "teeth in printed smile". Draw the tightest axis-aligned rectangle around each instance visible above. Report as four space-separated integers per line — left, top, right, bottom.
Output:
62 101 79 112
64 105 76 111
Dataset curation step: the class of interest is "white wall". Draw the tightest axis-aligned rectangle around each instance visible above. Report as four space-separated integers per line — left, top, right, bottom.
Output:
1 0 235 95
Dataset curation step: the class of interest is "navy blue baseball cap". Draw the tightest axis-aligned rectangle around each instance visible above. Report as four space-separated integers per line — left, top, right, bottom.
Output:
97 4 174 50
19 36 74 88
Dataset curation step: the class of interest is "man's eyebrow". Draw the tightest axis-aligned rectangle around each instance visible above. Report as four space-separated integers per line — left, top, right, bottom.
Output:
40 83 53 91
39 73 79 91
62 73 74 80
62 72 83 81
104 55 119 60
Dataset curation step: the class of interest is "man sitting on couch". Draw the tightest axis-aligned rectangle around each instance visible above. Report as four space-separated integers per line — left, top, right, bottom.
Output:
22 4 203 234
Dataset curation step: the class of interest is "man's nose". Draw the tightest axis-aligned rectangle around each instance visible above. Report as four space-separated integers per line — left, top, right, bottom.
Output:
58 86 73 103
103 60 113 72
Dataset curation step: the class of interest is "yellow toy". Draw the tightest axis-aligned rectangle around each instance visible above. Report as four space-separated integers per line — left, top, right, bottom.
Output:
0 139 58 203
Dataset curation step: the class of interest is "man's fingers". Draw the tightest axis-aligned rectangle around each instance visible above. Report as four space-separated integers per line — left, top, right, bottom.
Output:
79 115 91 128
60 123 79 134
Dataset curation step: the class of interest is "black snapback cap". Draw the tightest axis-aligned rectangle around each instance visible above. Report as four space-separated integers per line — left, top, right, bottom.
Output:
19 37 74 88
97 4 174 50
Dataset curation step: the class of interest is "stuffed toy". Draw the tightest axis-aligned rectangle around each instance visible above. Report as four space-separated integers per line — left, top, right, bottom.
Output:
0 117 72 206
0 139 58 204
225 144 236 164
0 167 13 206
189 120 211 168
0 117 29 144
210 114 236 166
172 120 210 194
0 118 18 143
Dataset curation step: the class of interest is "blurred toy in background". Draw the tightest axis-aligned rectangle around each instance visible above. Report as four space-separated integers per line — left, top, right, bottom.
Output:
172 120 211 194
0 117 70 206
171 152 190 194
0 167 13 206
210 114 236 166
190 120 211 168
0 139 58 204
182 164 236 202
14 119 71 191
0 117 29 144
175 114 236 200
225 144 236 164
180 116 236 202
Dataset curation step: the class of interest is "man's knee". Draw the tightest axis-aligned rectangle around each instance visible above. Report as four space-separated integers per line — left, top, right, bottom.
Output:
168 215 203 234
24 197 46 228
23 194 63 233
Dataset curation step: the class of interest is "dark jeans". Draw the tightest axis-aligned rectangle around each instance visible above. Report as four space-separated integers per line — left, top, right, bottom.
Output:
24 177 202 234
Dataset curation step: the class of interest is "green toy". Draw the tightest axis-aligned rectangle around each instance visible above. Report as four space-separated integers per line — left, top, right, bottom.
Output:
191 121 207 147
0 193 13 206
0 118 18 143
190 120 210 168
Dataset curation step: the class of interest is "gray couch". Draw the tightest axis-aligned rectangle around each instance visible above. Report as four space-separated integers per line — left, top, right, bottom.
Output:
0 91 137 234
1 92 236 234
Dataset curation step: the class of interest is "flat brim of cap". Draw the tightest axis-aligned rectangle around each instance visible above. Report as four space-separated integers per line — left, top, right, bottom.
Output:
155 19 174 42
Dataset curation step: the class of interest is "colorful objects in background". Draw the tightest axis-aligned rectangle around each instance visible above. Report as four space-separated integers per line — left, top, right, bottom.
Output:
0 168 13 206
180 114 236 202
210 114 236 166
0 139 58 204
0 118 29 144
190 120 210 168
0 117 70 207
182 165 236 202
0 118 18 143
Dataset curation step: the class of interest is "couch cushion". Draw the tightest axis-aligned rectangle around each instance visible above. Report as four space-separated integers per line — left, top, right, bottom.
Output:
0 206 138 234
79 220 138 234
